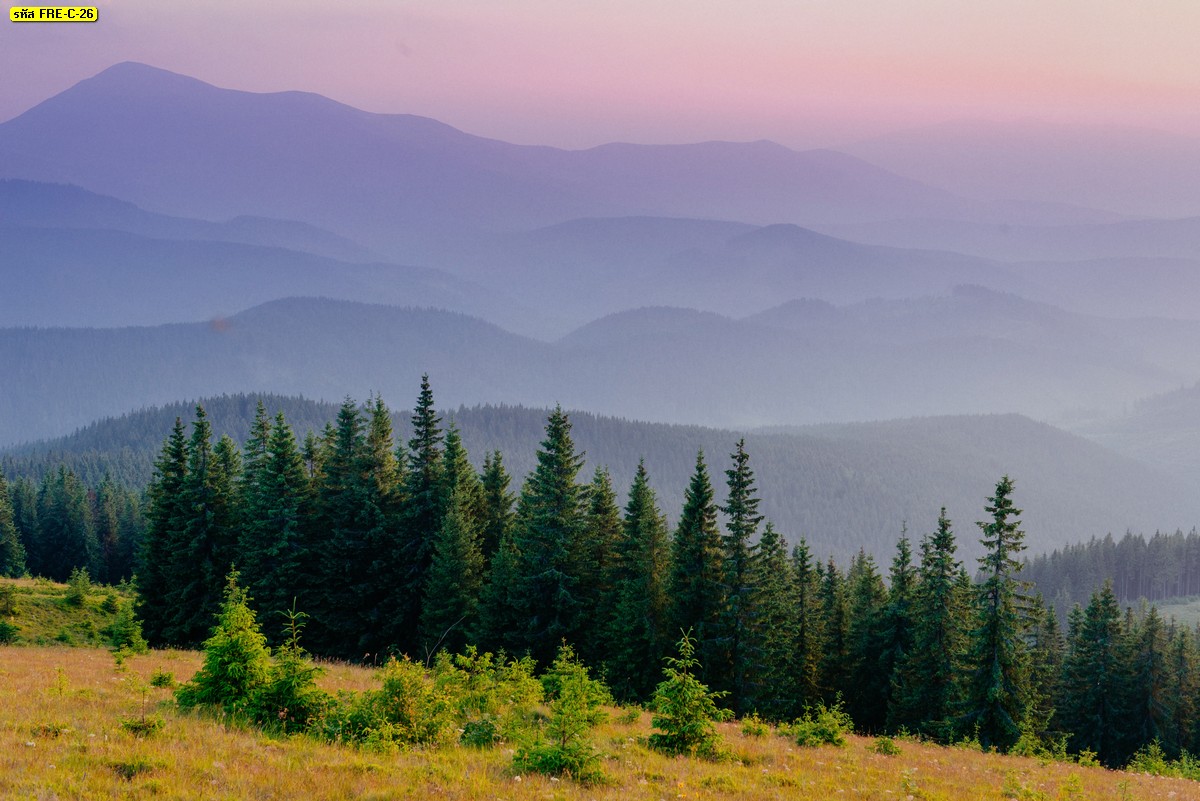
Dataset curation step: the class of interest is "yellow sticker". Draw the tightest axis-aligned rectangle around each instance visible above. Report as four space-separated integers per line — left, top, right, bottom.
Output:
10 7 98 22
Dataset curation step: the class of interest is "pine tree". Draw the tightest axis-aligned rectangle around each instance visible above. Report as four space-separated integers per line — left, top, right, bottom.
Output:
92 474 121 584
667 452 725 688
604 461 670 703
890 508 963 738
0 473 26 577
790 540 824 710
9 478 39 577
398 376 445 653
713 439 763 714
359 395 405 655
479 451 515 563
421 481 485 656
875 533 915 733
1060 581 1130 765
1025 593 1064 745
751 521 800 720
36 467 97 581
579 466 621 667
307 398 370 658
818 557 850 703
506 406 587 667
239 412 312 642
960 476 1032 751
845 549 888 731
139 417 188 644
163 407 238 646
1128 605 1171 757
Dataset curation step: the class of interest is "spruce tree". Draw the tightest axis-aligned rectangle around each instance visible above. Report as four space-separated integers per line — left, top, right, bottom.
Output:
889 508 963 738
92 474 121 584
479 451 515 563
9 478 39 577
874 533 915 732
308 398 370 658
139 417 188 644
36 467 97 581
580 466 621 667
845 549 888 730
163 407 238 646
960 476 1032 751
239 412 312 642
1060 581 1130 765
714 439 763 714
1128 605 1171 757
398 376 445 653
751 521 800 720
421 481 485 656
818 557 851 703
506 406 587 666
604 461 669 703
1025 593 1064 745
790 539 824 710
667 452 725 687
0 473 26 577
359 395 405 655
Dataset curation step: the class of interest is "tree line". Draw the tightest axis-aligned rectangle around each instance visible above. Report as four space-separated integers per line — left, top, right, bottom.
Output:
4 376 1200 766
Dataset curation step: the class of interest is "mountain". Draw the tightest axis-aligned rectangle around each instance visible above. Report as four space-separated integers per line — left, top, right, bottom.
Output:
6 293 1200 447
0 179 375 261
0 63 1114 258
0 224 548 333
6 397 1198 565
1076 382 1200 484
840 118 1200 219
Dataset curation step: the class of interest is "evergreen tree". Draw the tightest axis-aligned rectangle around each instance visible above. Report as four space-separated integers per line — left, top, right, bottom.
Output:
307 398 370 658
1128 605 1171 757
891 508 963 738
9 478 39 577
1060 581 1130 765
139 417 188 644
479 451 515 563
844 549 888 730
818 557 850 703
713 439 763 714
360 395 405 655
604 461 669 703
875 533 915 732
667 452 725 688
960 476 1032 751
1025 593 1064 745
506 406 587 666
163 407 238 646
398 376 445 653
750 521 799 720
421 481 485 656
92 474 121 584
239 412 312 642
1165 628 1199 756
790 539 824 710
579 466 621 668
36 467 97 581
0 473 26 577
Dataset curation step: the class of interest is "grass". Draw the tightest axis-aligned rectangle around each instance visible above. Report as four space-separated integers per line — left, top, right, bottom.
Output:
0 576 134 648
1 646 1197 800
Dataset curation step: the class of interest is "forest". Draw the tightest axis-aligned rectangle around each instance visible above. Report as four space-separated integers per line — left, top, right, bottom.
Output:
3 376 1200 771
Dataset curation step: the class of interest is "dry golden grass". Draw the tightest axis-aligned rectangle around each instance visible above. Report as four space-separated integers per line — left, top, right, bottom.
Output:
0 646 1196 800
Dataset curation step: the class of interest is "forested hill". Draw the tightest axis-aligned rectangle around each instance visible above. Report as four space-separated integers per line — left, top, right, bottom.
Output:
6 394 1198 563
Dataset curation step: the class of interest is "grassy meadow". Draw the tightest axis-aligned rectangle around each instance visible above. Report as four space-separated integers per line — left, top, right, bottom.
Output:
1 577 1197 799
0 645 1193 800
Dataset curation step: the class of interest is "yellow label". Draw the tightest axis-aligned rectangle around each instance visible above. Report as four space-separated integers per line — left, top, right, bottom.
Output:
10 6 98 22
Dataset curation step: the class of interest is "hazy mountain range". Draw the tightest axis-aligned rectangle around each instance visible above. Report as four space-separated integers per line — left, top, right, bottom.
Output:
4 61 1200 548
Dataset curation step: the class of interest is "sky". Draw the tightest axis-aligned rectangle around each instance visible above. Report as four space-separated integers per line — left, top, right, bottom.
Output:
3 0 1199 149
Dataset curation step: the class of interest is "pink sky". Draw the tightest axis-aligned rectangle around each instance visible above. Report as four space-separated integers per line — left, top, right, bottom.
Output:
3 0 1199 148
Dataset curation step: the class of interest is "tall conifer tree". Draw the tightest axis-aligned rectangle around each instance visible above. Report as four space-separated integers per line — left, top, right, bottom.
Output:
751 521 800 719
479 451 515 563
139 418 188 644
790 540 824 709
0 473 26 578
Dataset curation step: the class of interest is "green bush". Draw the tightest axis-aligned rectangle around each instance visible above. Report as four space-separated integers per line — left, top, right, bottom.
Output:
791 701 853 748
433 647 542 744
513 645 606 783
460 717 500 748
872 735 901 756
149 670 175 689
0 619 18 644
741 712 770 737
540 644 611 725
64 567 90 607
324 657 454 748
246 608 332 734
105 602 149 654
648 632 729 759
0 583 17 616
175 573 272 715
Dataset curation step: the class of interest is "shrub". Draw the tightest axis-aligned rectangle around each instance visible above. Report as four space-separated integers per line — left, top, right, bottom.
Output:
433 646 542 742
101 592 120 614
105 602 149 654
120 714 165 738
872 735 901 756
513 645 606 782
540 644 611 725
246 607 332 734
648 632 729 759
324 657 454 748
0 583 17 616
175 572 272 715
149 670 175 689
460 717 500 748
791 701 853 748
741 712 770 737
0 619 18 644
64 567 90 607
